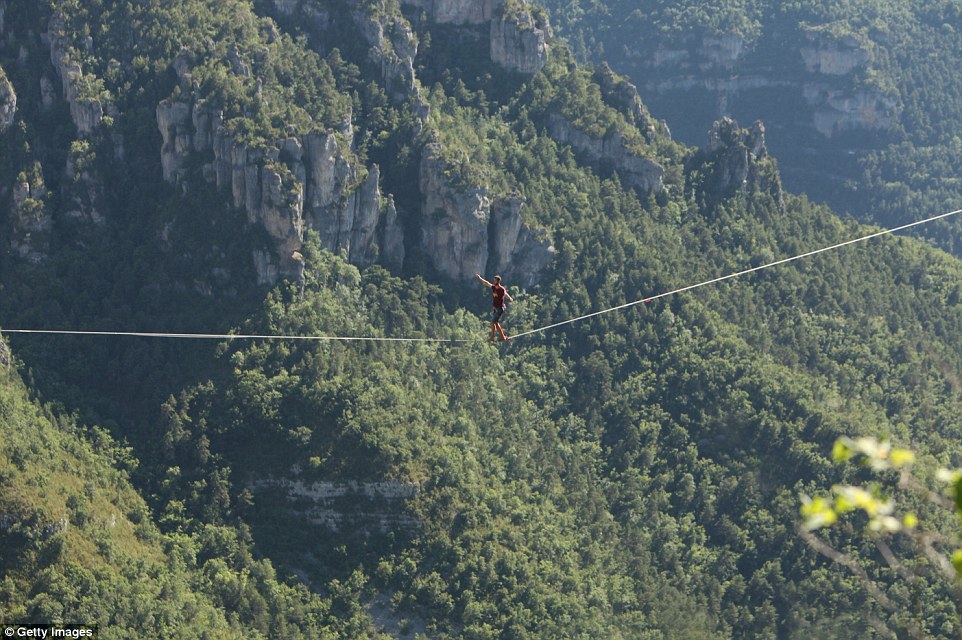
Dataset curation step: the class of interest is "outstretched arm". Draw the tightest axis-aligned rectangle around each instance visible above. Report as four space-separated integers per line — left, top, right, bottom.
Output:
475 273 493 287
504 289 514 303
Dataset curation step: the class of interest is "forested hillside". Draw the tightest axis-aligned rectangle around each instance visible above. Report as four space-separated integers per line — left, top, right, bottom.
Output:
2 0 962 637
541 0 962 252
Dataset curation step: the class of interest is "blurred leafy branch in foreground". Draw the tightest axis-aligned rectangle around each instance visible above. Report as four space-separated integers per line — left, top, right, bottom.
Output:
800 436 962 638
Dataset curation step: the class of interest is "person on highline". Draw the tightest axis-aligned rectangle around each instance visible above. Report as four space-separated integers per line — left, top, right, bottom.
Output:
475 273 513 342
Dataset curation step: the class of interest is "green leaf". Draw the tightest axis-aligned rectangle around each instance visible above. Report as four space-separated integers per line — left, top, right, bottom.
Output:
832 438 855 463
889 448 915 468
952 550 962 577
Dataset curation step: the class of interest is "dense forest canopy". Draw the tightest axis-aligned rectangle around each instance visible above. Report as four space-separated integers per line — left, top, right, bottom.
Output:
2 0 962 637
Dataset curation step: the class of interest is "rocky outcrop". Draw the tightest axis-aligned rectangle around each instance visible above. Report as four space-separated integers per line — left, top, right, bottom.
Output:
419 143 553 285
697 117 782 205
45 13 104 135
10 167 51 264
796 27 895 136
157 90 404 282
488 196 555 286
250 477 420 533
352 1 420 101
0 63 14 131
547 113 664 194
490 6 550 74
592 62 660 138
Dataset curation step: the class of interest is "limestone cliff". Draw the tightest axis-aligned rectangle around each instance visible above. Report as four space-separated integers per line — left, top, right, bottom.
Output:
490 5 550 75
637 27 896 141
274 0 554 284
350 0 421 102
399 0 549 74
157 61 404 283
44 13 104 136
546 113 664 194
799 27 870 76
0 63 14 131
419 142 553 286
0 336 9 369
798 27 895 137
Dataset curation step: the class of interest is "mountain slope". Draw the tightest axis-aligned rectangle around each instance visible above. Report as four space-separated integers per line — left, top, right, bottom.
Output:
540 0 962 251
0 351 384 638
2 0 962 637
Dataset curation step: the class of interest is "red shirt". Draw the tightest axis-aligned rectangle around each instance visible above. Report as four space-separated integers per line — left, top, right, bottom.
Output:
492 284 506 308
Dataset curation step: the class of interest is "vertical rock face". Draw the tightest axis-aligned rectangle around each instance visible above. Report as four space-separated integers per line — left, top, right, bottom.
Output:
490 7 550 74
593 62 646 129
0 336 10 369
0 63 15 131
419 143 553 284
546 113 665 194
800 28 870 76
401 0 550 75
489 196 554 287
419 144 491 279
806 85 896 137
636 25 895 143
797 26 894 136
352 2 420 101
10 168 51 264
157 90 404 283
271 0 551 282
249 477 420 533
699 34 746 70
45 13 103 135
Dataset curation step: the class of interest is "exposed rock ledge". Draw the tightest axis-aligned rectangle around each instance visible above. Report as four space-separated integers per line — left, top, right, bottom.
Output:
419 142 554 286
546 113 664 194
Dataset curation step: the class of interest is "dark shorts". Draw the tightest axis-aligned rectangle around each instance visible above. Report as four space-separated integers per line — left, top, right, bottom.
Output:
491 306 505 322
